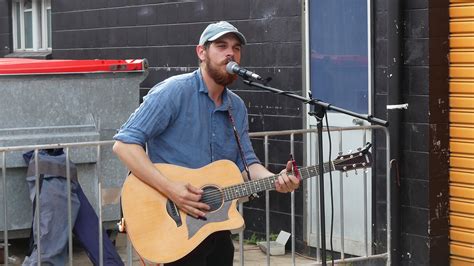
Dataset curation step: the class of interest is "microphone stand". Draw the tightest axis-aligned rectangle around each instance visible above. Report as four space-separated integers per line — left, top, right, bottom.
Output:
242 79 388 266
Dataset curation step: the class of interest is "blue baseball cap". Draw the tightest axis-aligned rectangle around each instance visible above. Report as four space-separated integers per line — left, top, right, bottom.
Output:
199 21 247 45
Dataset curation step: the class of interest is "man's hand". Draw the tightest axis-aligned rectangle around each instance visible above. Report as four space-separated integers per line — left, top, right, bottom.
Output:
167 181 210 219
275 161 300 193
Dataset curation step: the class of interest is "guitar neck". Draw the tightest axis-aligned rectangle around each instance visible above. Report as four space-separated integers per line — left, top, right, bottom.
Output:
223 161 334 202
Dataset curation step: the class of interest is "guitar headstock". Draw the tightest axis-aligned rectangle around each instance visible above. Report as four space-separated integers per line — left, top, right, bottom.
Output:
333 143 372 173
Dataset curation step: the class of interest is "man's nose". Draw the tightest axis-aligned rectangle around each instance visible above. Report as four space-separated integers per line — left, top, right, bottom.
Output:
226 55 235 62
225 47 236 57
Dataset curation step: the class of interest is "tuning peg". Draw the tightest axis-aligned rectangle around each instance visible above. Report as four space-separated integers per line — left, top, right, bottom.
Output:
348 149 352 154
357 147 362 151
354 169 358 175
338 151 343 156
345 172 349 177
365 168 369 174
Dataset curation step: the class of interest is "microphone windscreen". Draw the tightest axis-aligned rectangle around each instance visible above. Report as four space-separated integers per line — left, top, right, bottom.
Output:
226 61 238 74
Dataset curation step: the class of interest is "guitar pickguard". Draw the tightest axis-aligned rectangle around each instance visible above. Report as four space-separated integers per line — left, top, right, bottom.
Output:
186 201 232 239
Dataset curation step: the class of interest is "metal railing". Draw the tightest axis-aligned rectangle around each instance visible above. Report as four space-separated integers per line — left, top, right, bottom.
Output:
0 140 132 266
245 125 391 266
1 125 390 265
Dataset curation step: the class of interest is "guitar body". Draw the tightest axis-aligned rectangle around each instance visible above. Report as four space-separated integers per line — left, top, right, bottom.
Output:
121 160 245 264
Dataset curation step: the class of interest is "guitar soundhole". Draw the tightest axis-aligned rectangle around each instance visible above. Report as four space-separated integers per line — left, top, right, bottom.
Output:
200 186 223 212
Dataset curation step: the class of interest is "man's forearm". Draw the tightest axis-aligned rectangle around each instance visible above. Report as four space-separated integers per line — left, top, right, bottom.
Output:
243 163 274 180
112 141 173 195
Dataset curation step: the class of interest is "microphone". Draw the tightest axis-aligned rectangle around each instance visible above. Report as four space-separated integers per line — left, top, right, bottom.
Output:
226 61 262 80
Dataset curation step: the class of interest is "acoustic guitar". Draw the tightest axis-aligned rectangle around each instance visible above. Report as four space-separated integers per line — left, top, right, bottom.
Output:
121 143 372 263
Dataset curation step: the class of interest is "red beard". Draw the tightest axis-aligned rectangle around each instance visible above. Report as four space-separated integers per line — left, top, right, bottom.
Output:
205 56 237 87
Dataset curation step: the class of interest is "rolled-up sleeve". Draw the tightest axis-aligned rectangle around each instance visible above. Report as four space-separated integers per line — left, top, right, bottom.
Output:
113 86 176 146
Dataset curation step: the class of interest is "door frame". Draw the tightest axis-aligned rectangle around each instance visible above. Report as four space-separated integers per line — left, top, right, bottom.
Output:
302 0 375 255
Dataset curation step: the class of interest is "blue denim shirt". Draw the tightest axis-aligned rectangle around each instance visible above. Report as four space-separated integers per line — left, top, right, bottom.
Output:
113 69 260 172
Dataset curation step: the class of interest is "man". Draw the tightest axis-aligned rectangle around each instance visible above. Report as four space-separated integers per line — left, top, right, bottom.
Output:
113 21 300 266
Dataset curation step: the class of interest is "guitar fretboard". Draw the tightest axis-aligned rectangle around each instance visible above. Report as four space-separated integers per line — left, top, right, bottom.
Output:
223 162 334 201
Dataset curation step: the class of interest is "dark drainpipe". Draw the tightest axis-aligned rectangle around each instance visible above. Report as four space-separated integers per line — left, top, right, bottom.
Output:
387 0 402 264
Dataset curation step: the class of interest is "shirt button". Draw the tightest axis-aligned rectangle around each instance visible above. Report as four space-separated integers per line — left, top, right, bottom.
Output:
212 133 216 137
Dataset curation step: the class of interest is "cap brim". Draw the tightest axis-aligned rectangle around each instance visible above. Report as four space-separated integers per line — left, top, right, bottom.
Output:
207 30 247 45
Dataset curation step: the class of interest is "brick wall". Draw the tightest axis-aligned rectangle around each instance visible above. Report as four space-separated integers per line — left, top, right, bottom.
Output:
51 0 306 250
373 0 450 264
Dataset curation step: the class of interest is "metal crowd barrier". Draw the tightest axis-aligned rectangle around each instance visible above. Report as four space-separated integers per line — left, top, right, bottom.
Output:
0 140 133 266
0 125 390 265
245 125 391 266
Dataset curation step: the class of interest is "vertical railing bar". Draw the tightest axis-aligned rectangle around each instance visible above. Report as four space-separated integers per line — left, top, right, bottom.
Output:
126 234 133 265
385 128 391 266
97 144 104 266
239 202 244 266
362 130 369 257
264 135 270 266
315 131 321 263
65 147 73 265
34 149 41 266
290 133 295 266
307 131 315 263
2 151 8 266
338 131 345 260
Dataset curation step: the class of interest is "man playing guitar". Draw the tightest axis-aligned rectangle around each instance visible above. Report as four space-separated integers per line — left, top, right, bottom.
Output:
113 21 299 266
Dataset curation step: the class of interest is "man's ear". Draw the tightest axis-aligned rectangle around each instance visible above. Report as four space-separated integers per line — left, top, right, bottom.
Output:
196 45 206 62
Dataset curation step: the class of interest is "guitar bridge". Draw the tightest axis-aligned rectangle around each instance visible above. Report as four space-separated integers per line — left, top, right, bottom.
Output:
166 199 182 227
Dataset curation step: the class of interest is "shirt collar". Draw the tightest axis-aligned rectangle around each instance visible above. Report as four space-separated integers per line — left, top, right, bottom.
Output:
197 68 231 111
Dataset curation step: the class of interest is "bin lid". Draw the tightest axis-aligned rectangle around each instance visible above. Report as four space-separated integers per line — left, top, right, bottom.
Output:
0 58 147 75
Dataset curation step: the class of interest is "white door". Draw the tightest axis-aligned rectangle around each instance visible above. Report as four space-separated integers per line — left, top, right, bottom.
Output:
304 0 373 256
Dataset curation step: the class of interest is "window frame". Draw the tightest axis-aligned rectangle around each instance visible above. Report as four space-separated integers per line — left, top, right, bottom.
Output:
12 0 52 52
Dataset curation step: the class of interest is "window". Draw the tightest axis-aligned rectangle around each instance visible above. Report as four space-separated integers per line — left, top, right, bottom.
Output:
307 0 371 114
12 0 51 52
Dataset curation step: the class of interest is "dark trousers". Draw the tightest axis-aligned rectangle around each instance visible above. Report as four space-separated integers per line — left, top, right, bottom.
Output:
165 231 234 266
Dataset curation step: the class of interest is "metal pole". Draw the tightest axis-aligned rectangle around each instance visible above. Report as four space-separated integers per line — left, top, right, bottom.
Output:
34 149 41 266
317 119 327 265
126 235 133 265
338 131 345 259
290 133 295 266
363 130 369 257
66 147 73 265
315 131 321 263
97 145 104 266
264 135 270 266
2 151 8 266
239 202 244 266
385 128 392 265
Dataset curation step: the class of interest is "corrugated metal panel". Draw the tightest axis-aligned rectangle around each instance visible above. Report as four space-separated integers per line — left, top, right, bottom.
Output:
449 1 474 265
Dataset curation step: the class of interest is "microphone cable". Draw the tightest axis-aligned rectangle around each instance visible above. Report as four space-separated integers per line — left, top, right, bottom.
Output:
325 113 335 265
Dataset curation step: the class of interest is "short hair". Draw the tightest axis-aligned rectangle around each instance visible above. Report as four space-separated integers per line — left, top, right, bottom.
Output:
198 41 212 64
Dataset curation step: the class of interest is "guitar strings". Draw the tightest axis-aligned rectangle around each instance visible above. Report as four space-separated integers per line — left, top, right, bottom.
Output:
197 173 284 204
195 155 366 205
198 176 279 203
